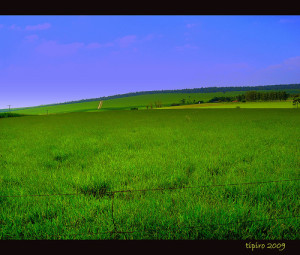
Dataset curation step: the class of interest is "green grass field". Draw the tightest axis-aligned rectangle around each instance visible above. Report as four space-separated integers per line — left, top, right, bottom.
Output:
0 109 299 240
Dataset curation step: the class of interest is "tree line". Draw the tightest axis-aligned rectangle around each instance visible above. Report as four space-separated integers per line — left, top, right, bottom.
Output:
70 83 299 104
207 91 290 103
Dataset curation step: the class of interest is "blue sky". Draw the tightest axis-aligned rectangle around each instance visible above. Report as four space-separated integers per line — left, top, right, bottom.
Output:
1 15 300 109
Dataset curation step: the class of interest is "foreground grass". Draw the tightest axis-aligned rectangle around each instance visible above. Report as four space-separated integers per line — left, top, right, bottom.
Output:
0 109 299 239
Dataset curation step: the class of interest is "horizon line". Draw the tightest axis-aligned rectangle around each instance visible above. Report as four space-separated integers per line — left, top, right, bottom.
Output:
2 83 300 111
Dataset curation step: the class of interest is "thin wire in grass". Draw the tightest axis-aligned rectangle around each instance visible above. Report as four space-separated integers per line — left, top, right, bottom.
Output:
1 178 299 198
1 178 298 240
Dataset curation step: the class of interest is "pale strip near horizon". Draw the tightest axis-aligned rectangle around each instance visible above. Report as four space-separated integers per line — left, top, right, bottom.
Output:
98 101 103 109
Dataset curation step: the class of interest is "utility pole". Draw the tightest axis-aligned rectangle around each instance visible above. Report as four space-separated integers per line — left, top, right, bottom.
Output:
7 105 11 112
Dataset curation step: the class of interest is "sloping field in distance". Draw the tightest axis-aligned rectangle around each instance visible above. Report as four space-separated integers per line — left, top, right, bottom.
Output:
11 89 299 115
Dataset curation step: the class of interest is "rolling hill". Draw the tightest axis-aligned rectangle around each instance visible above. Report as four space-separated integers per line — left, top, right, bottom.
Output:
2 84 300 115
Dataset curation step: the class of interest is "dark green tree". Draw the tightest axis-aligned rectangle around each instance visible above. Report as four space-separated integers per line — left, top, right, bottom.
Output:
245 91 258 101
293 96 300 108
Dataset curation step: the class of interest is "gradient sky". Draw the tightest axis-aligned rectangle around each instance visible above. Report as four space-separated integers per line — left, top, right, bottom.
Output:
1 15 300 109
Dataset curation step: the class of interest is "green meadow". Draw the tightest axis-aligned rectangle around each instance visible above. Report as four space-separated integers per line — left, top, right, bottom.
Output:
0 109 299 240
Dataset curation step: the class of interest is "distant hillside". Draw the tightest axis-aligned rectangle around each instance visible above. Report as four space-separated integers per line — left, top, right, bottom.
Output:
1 83 299 112
54 83 300 105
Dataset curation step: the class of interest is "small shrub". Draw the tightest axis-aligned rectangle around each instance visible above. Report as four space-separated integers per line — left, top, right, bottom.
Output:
0 112 24 118
130 107 138 110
